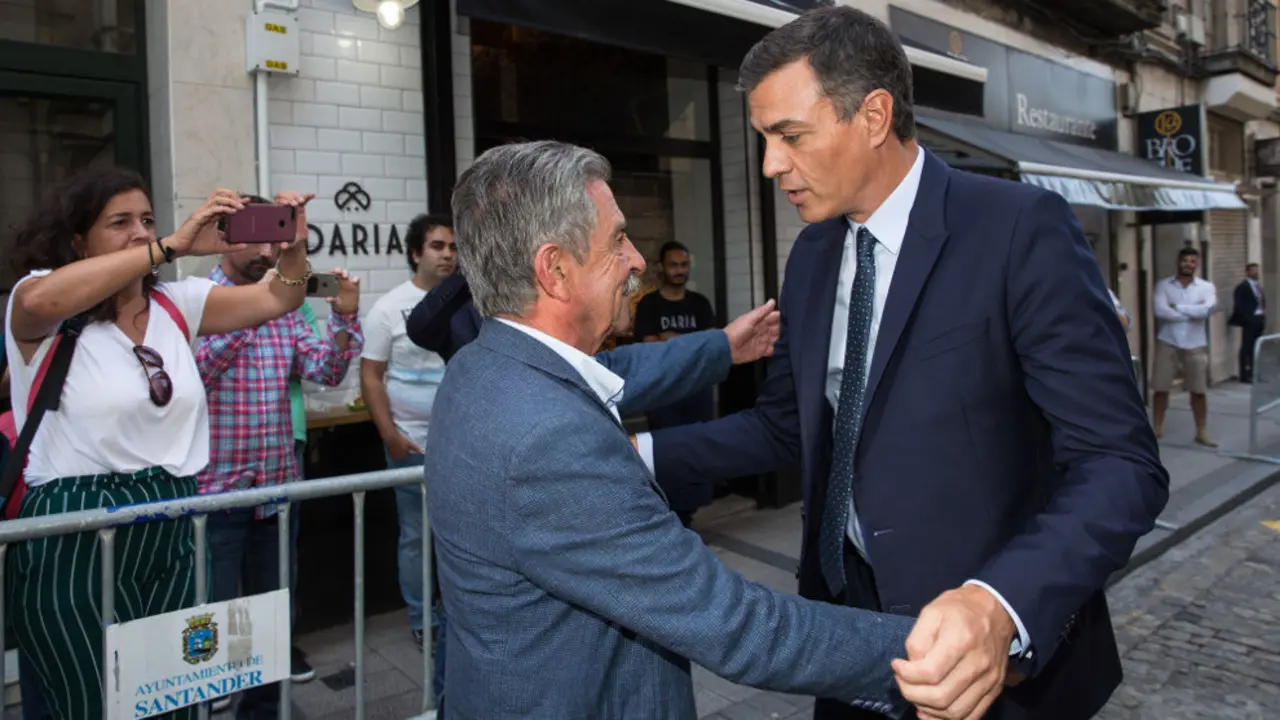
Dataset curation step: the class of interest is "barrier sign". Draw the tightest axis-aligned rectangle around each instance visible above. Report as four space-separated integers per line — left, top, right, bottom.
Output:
105 590 290 719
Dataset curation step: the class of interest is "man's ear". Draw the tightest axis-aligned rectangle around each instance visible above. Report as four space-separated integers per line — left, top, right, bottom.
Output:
533 243 571 302
861 89 895 148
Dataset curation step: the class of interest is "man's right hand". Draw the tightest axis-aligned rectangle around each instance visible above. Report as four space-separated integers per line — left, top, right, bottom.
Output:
385 433 423 462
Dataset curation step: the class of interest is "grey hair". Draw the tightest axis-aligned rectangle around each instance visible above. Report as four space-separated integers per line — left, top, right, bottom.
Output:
738 5 916 141
451 141 612 317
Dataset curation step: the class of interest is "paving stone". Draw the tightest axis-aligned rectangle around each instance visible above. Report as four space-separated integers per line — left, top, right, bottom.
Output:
1100 484 1280 719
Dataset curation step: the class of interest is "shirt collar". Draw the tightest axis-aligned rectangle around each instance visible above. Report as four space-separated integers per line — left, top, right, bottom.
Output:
210 264 232 287
846 145 925 255
495 318 625 413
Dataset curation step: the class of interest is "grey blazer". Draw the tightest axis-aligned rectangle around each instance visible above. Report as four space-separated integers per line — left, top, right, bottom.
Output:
424 320 912 719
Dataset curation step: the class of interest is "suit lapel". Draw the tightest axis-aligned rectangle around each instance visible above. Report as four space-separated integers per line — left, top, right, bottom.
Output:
861 150 952 428
797 222 846 437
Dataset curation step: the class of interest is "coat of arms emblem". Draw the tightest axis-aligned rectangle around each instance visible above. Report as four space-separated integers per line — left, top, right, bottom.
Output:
182 613 219 665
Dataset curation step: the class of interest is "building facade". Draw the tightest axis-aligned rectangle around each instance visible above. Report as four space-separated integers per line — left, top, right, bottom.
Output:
2 0 1278 505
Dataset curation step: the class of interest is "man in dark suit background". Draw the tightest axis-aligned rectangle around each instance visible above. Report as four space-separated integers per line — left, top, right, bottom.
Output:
1228 262 1265 382
634 7 1168 719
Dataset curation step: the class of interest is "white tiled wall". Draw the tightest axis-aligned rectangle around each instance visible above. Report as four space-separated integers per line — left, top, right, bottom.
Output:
451 1 475 175
268 0 431 394
718 69 764 318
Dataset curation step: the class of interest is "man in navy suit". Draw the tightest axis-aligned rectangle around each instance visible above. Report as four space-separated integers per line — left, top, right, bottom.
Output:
636 7 1167 720
1228 262 1265 382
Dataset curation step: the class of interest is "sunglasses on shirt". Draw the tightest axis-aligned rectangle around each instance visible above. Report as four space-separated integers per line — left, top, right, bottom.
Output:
133 345 173 407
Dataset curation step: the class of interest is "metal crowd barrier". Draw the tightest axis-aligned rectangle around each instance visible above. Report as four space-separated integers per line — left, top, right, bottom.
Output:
0 466 432 720
1221 332 1280 465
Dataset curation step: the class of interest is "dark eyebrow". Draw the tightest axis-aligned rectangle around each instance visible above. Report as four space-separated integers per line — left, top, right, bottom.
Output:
763 119 809 134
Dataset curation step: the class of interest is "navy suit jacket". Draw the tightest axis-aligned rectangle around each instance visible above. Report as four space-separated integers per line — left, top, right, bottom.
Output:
1229 280 1263 326
652 150 1168 719
406 272 483 362
425 320 914 719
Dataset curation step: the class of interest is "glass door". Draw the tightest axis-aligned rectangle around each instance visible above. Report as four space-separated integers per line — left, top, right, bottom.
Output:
0 72 142 293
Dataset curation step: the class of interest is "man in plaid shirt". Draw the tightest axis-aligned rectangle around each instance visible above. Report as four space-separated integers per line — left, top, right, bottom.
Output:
195 195 363 719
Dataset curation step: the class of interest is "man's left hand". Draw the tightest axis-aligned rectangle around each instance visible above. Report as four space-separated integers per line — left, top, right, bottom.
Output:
723 300 781 365
891 585 1016 720
329 268 360 314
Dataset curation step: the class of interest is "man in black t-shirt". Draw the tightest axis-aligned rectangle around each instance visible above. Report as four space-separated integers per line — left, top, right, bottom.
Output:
634 241 718 526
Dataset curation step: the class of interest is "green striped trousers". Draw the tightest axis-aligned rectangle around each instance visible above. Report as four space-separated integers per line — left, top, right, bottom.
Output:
6 467 198 720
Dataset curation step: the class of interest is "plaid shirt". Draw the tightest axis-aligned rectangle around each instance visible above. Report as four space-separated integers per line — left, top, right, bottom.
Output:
196 266 363 503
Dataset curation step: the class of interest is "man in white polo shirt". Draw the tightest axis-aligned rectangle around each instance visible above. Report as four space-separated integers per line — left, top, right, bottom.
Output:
1151 246 1217 446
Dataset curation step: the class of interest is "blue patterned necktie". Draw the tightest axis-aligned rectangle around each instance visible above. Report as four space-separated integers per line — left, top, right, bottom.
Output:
819 225 877 598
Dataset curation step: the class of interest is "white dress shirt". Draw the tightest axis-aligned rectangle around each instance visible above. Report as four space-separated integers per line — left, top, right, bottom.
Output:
1152 276 1216 349
497 319 626 423
1250 279 1265 315
829 145 923 551
637 146 1028 654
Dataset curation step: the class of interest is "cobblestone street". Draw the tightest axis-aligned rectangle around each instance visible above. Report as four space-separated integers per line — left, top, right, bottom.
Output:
1100 483 1280 719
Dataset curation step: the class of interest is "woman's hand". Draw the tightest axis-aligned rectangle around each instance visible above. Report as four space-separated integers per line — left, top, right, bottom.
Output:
328 268 361 315
165 190 246 258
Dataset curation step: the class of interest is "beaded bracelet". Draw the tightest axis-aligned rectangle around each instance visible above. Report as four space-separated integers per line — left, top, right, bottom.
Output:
274 260 313 287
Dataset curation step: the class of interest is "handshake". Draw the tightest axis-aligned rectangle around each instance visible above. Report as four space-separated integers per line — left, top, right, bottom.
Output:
889 584 1022 720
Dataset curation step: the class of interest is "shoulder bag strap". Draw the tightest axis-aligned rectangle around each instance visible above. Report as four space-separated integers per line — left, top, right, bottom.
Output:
0 320 83 510
150 289 191 342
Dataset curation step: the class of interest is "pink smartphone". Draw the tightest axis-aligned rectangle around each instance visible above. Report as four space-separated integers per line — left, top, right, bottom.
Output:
217 203 297 244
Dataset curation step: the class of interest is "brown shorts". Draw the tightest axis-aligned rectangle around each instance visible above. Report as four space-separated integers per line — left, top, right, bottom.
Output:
1151 341 1209 394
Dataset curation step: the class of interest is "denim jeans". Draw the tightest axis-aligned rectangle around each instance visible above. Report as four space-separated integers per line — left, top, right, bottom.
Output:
208 509 283 720
384 451 445 708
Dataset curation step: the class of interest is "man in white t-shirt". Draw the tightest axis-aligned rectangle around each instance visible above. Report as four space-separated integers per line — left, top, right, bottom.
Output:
360 212 454 711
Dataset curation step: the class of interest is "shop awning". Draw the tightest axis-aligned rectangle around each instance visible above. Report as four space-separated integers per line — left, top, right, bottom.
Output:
665 0 987 83
917 112 1246 211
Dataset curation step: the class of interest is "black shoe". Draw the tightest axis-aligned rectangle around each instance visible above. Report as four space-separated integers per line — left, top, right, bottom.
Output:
290 647 315 683
411 628 425 652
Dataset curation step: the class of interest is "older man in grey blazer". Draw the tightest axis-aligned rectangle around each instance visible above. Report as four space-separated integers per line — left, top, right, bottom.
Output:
424 140 913 719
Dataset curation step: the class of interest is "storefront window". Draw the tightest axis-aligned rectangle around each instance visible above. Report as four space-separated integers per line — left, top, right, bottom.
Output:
471 21 724 352
612 156 716 295
471 21 711 142
0 0 138 54
0 95 117 289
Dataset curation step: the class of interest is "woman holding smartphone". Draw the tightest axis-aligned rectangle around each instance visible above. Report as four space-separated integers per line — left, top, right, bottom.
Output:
4 166 313 720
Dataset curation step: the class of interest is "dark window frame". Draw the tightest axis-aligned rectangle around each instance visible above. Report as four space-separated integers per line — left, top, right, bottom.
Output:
0 0 150 295
0 0 150 182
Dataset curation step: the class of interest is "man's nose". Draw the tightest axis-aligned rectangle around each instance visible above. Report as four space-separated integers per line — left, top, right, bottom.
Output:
625 239 646 275
761 141 789 179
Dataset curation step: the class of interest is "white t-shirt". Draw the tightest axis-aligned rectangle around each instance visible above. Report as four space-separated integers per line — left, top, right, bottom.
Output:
361 280 446 448
5 271 216 486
